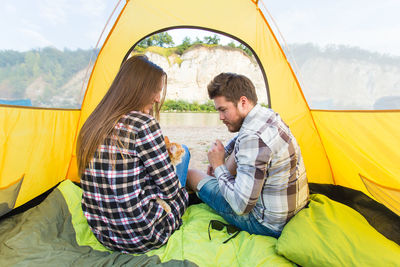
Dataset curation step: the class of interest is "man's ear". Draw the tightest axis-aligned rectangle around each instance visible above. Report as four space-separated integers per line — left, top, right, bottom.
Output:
238 96 254 114
240 96 250 108
236 96 247 113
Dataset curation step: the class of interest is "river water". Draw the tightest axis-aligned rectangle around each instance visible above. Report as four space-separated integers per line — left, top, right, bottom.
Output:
159 112 223 127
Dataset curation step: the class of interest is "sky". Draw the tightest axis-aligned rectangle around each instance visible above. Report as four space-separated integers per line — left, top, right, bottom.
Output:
1 0 400 56
264 0 400 56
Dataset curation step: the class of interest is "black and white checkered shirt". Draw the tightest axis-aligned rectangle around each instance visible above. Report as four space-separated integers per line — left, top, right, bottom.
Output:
81 111 188 253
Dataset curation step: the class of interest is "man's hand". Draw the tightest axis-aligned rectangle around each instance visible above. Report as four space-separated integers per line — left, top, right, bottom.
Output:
208 139 225 170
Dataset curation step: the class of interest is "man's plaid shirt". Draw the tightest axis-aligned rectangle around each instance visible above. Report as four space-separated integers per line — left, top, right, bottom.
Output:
214 104 309 232
81 111 188 253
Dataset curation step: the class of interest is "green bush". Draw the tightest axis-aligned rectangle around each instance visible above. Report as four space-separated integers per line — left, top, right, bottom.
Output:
161 99 216 112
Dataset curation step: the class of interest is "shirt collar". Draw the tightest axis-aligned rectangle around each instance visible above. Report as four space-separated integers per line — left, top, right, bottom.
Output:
241 103 262 130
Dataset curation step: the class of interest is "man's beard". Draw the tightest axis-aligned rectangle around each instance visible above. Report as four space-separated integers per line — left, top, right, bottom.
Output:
225 116 244 132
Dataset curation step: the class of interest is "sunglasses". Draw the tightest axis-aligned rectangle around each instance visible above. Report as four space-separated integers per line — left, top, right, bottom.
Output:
208 220 240 244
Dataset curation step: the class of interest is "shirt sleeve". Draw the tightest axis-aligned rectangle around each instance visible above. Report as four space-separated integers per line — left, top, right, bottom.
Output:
135 118 183 200
215 133 271 215
224 135 238 157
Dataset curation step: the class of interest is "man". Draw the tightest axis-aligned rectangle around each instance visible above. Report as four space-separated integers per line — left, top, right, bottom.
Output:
187 73 309 238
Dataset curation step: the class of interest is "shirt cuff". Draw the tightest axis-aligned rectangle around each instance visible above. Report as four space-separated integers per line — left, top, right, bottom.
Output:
214 164 229 180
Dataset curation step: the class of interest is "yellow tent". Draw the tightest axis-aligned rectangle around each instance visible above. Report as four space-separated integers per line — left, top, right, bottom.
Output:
1 0 399 224
1 1 400 266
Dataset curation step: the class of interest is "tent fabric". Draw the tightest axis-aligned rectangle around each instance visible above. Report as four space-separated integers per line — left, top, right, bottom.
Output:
0 181 57 221
0 175 24 217
312 110 400 202
58 180 295 266
0 0 399 264
0 106 80 208
360 174 400 217
68 0 332 185
0 0 397 214
276 194 400 267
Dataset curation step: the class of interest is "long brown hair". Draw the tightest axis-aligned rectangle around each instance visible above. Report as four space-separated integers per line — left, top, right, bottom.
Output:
77 54 166 176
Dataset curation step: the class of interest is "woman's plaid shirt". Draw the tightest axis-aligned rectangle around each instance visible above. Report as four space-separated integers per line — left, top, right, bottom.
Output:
81 111 188 253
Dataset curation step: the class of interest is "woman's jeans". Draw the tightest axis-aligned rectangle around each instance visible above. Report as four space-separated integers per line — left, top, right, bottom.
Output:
174 145 190 187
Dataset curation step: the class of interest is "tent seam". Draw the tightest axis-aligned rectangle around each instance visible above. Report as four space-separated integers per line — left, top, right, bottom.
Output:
254 0 336 184
65 1 128 181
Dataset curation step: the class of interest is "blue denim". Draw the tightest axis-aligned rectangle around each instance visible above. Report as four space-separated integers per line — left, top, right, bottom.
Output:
174 145 190 187
198 178 281 238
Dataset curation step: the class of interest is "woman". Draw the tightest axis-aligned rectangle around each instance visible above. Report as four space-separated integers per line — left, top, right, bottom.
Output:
77 55 189 253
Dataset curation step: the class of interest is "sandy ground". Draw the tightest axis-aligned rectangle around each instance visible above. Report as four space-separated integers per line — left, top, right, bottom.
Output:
162 125 236 171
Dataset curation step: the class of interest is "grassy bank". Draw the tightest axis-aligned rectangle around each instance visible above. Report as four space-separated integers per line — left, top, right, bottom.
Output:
161 100 216 112
160 99 269 112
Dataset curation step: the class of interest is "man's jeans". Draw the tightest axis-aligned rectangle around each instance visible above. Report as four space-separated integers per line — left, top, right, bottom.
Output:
198 178 281 238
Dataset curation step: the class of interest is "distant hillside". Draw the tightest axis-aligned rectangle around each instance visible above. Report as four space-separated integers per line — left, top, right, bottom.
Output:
1 44 399 109
285 44 400 109
0 47 97 108
0 45 262 109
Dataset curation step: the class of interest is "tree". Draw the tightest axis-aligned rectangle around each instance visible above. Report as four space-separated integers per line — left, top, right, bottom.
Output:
237 44 253 56
155 32 174 47
0 50 25 68
192 37 204 45
176 37 192 55
24 51 40 76
227 42 236 48
137 32 175 48
203 35 220 45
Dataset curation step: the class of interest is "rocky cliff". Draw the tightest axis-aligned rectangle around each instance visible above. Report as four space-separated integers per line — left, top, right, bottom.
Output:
297 57 400 109
145 46 268 104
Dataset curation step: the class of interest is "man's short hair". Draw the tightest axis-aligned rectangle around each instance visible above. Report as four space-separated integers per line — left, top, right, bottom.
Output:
207 73 258 104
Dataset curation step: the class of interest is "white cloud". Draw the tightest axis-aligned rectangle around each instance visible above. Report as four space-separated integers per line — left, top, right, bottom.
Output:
38 0 69 25
262 0 400 56
18 28 53 49
20 19 41 31
1 0 399 54
79 0 108 17
5 3 17 14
